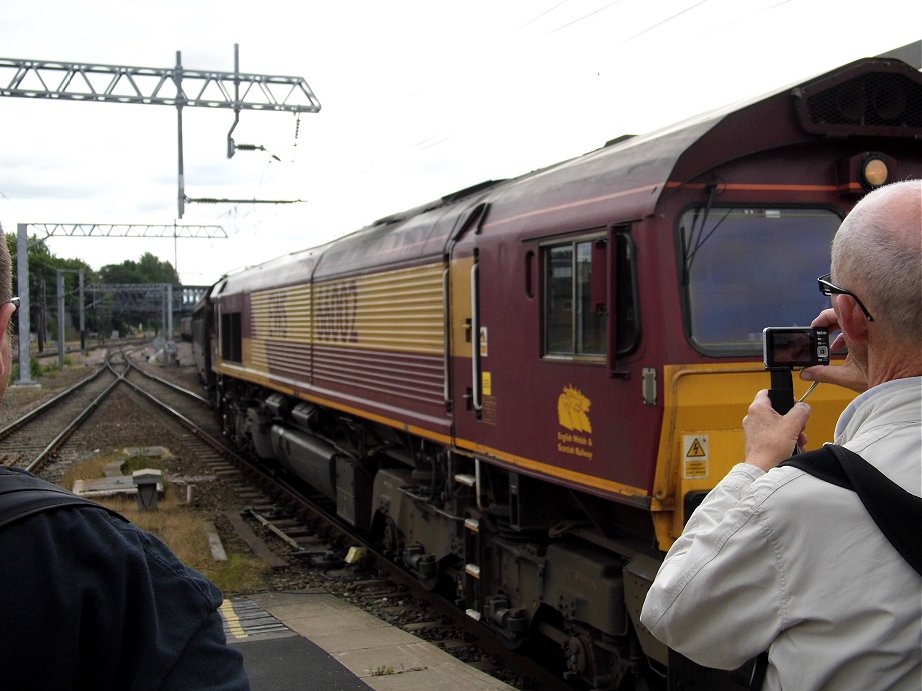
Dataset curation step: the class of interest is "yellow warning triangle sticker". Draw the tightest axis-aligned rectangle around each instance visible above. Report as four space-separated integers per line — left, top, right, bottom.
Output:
686 438 706 458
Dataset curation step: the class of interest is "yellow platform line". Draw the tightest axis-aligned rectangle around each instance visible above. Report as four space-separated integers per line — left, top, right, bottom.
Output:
220 599 248 640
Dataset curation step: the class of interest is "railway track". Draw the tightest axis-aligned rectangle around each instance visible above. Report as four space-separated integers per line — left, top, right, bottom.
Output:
9 343 570 689
233 465 570 689
0 364 115 472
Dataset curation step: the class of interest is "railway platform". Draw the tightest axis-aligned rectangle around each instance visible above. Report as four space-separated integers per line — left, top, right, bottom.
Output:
221 589 516 690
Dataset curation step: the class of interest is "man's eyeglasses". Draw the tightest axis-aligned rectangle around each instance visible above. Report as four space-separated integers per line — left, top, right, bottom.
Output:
817 274 874 322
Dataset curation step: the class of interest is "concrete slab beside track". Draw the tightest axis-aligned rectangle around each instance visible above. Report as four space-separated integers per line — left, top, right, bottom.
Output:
222 590 517 690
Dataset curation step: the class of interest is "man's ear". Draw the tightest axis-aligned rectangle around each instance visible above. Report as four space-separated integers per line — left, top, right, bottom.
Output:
836 293 869 344
0 301 17 378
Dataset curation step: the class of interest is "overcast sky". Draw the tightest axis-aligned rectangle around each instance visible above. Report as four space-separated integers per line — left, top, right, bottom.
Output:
0 1 919 285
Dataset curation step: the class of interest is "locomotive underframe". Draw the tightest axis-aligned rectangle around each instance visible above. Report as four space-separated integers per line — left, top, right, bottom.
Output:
216 373 662 688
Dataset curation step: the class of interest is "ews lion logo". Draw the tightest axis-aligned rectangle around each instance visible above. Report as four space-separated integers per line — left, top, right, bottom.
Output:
557 385 592 433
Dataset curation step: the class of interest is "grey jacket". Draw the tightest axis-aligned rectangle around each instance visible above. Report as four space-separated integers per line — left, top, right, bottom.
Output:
641 376 922 690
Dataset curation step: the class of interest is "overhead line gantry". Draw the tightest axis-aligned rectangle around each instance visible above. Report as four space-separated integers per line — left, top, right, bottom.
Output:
0 44 321 217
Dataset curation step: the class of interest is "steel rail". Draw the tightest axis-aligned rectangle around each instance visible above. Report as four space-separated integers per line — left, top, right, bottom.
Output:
24 372 121 474
0 365 106 439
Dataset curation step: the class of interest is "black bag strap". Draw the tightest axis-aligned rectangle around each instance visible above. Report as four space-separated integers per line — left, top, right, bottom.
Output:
749 446 922 690
0 467 121 530
783 445 922 577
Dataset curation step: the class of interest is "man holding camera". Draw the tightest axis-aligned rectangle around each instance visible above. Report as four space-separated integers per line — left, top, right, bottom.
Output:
641 180 921 690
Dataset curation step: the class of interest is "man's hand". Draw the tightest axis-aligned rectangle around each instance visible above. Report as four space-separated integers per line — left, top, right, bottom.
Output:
800 308 868 392
743 390 811 472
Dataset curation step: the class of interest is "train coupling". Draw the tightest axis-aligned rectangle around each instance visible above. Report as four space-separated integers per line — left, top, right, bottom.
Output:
402 544 437 580
485 595 528 639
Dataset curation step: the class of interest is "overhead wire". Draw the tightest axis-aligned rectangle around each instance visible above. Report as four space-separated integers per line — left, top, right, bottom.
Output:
622 0 709 42
540 0 798 56
706 0 793 33
549 1 626 33
520 0 573 28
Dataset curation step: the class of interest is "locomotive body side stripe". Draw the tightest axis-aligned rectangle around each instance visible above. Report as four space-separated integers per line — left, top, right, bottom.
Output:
666 182 841 192
482 183 660 232
452 437 650 503
212 359 651 503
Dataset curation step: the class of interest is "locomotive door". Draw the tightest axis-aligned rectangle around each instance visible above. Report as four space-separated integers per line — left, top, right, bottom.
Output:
450 248 496 428
446 204 486 426
470 258 484 413
449 218 657 495
449 203 529 449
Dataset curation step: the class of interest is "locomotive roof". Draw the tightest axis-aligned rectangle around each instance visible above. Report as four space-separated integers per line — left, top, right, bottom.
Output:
478 56 921 235
215 56 921 296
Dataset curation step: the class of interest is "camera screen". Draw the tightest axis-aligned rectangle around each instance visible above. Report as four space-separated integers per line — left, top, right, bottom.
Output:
763 327 829 368
771 332 813 364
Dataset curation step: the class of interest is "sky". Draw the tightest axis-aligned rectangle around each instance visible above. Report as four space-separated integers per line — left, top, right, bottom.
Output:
0 1 919 286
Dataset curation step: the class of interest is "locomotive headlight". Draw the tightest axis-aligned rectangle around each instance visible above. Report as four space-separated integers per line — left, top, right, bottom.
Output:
838 152 896 194
861 155 890 189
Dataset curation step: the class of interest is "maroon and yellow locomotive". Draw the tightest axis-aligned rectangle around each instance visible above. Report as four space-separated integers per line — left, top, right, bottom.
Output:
193 57 922 688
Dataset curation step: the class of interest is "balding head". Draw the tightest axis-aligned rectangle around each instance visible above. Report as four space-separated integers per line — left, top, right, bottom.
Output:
832 180 922 349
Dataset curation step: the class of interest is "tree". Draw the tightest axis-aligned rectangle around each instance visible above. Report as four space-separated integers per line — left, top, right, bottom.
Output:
99 253 178 284
3 231 180 346
96 253 180 336
5 232 96 350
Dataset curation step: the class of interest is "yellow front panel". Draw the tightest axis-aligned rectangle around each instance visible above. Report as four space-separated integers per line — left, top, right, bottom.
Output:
651 362 857 551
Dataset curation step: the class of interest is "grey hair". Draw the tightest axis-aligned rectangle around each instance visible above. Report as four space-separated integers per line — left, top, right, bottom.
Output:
832 180 922 346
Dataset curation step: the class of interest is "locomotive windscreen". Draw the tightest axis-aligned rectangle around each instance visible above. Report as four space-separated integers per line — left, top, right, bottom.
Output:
681 207 840 354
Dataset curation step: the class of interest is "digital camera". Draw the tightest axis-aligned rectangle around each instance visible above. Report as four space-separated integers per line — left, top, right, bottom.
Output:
762 327 830 369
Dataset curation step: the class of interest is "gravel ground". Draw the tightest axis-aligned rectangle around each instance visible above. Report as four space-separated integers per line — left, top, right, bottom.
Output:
3 341 334 594
3 341 523 686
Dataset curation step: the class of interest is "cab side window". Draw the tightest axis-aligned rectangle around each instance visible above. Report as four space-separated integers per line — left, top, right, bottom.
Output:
544 236 607 358
220 311 242 362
